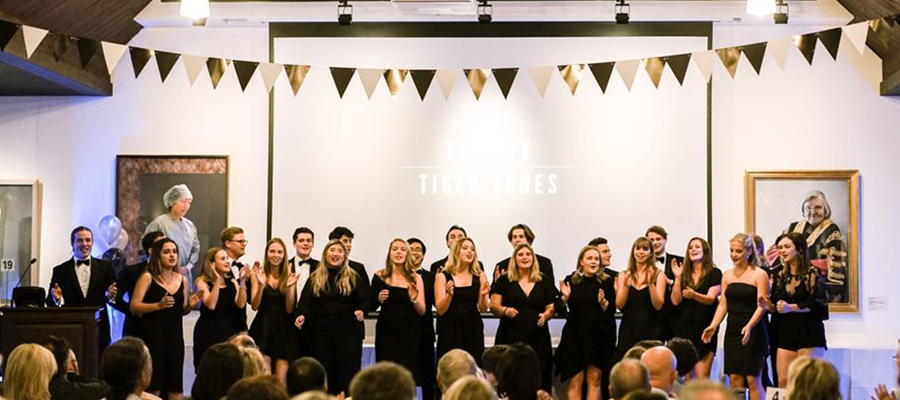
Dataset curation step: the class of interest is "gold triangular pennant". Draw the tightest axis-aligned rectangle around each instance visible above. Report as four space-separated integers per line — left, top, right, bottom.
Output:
155 51 180 83
741 42 767 75
207 57 228 89
817 27 841 61
645 57 666 88
492 68 518 99
558 64 585 95
716 47 741 78
410 70 436 101
51 33 70 62
464 69 489 100
330 67 356 99
77 37 100 69
233 60 259 92
285 65 310 96
665 54 691 86
384 69 407 99
358 69 384 100
794 33 817 65
129 47 153 79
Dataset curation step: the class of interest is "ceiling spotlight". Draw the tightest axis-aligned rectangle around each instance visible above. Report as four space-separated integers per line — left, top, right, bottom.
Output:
746 0 776 17
180 0 210 21
477 0 492 24
338 1 353 25
774 0 788 24
615 0 630 25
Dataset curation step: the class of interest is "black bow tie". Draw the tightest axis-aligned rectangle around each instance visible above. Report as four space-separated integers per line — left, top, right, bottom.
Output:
76 259 90 266
657 257 666 263
232 261 243 267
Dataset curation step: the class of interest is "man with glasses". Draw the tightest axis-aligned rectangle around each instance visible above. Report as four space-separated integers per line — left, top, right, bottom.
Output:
408 237 436 400
221 226 250 331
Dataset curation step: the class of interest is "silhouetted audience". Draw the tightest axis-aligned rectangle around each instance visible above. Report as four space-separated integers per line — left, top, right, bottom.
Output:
349 361 417 400
226 375 289 400
287 357 329 397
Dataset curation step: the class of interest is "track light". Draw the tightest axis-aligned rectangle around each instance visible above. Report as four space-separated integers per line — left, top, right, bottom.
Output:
338 1 353 25
615 0 630 25
477 0 492 24
180 0 210 22
774 0 788 24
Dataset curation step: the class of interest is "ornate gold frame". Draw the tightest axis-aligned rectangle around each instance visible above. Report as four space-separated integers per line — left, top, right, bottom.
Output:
745 170 859 313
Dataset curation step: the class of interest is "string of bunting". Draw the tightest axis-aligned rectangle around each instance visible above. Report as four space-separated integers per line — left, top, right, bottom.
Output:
0 14 896 100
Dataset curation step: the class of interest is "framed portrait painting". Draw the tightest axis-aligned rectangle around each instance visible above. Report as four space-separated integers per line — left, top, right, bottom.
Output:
745 170 859 313
0 180 43 304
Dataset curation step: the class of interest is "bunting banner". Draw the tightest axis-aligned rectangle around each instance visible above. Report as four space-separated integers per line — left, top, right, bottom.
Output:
818 28 842 61
77 37 99 68
233 60 259 92
869 18 893 48
492 68 518 99
182 54 207 87
259 63 283 94
691 51 716 83
843 22 868 56
767 37 792 71
155 51 180 83
410 69 436 101
528 66 554 98
0 20 17 51
741 42 767 75
384 69 407 98
285 64 310 96
558 64 585 95
51 33 69 62
129 47 153 79
21 25 48 58
330 67 356 99
358 68 383 99
588 62 615 93
665 54 691 86
645 57 666 88
207 57 228 89
795 33 818 65
101 41 128 76
615 59 640 92
436 69 457 101
465 68 489 100
716 47 741 79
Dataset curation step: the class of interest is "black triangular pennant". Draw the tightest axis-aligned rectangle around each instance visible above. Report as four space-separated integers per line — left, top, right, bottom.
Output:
330 67 356 98
796 33 817 65
207 57 228 89
588 62 615 93
51 33 70 62
155 51 180 83
492 68 518 99
741 42 767 75
665 54 691 85
410 69 436 101
0 20 17 51
233 60 259 92
129 47 153 79
76 37 99 69
817 28 842 61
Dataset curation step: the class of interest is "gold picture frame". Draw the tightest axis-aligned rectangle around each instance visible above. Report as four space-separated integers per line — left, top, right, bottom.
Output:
745 170 859 313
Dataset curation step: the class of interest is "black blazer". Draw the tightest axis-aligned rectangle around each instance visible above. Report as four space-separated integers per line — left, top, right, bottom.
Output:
414 267 436 339
45 257 116 347
349 260 370 287
112 260 148 337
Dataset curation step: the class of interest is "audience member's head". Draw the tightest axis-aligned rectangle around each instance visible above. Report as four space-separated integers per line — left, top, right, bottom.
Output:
229 333 258 349
624 346 649 360
621 390 670 400
666 338 699 378
495 343 541 400
438 349 479 391
40 335 71 378
191 342 244 400
101 337 153 400
786 357 841 400
287 357 328 396
641 346 678 393
482 345 511 387
228 375 289 400
443 375 499 400
679 380 731 400
291 392 336 400
610 359 651 400
239 346 269 377
67 349 79 374
635 340 665 350
350 361 416 400
3 343 57 400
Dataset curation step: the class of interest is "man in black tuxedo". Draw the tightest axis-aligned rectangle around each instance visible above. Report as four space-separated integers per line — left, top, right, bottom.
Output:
492 224 555 284
327 226 369 286
408 237 437 400
290 227 319 357
112 231 165 337
222 226 250 332
429 225 482 274
646 225 684 342
46 226 118 351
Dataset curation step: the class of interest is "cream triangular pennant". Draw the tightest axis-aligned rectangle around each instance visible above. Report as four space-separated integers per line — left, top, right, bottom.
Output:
259 63 283 93
843 22 868 56
767 37 792 71
615 59 640 92
528 66 554 98
691 50 716 83
22 26 49 58
436 69 458 101
101 41 128 76
182 55 207 87
358 68 384 100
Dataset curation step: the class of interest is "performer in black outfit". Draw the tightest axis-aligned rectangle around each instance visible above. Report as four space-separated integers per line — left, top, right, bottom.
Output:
327 226 370 286
555 245 616 400
429 225 468 273
490 243 557 393
588 236 619 400
193 247 248 370
131 238 199 399
434 237 490 363
114 231 164 338
670 237 722 379
408 237 437 400
47 226 118 352
249 238 300 384
289 227 319 358
761 232 828 387
221 226 250 332
296 239 369 397
492 223 555 285
614 236 666 361
646 225 684 342
703 233 769 400
371 239 427 385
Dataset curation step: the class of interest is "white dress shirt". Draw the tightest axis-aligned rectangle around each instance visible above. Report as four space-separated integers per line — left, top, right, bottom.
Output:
292 257 313 299
74 256 91 298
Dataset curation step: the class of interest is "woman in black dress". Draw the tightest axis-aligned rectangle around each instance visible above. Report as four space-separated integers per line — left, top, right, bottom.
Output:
296 239 368 396
131 238 199 400
702 233 769 400
490 242 557 393
434 237 490 363
670 237 721 379
614 236 666 361
555 245 616 400
249 238 300 384
193 247 249 370
761 232 827 387
371 239 426 385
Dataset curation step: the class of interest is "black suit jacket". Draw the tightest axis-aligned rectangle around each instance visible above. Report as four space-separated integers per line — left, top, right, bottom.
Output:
49 374 108 400
659 252 685 340
112 260 148 337
414 267 436 340
46 257 116 347
493 253 556 284
349 260 370 287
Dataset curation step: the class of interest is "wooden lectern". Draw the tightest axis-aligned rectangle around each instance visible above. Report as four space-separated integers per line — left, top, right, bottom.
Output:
0 307 101 378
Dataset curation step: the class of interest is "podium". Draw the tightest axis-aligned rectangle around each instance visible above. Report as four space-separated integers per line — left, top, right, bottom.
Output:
0 307 101 378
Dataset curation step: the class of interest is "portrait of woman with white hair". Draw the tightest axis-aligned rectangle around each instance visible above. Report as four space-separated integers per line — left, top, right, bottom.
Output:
144 183 201 283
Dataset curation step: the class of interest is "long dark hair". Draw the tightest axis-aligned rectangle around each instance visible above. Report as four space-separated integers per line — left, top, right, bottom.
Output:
681 237 715 290
778 232 811 277
192 343 245 400
495 343 541 400
102 337 151 400
147 238 178 279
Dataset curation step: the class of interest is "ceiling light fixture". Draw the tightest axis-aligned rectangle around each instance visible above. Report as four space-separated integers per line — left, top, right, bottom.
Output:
615 0 630 25
746 0 776 17
338 1 353 25
180 0 210 24
774 0 789 24
477 0 492 24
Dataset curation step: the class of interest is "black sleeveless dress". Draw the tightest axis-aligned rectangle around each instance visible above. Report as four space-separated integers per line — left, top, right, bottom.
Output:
723 282 768 375
140 277 185 393
372 275 421 384
673 268 723 359
193 279 245 369
769 268 827 351
555 273 617 381
249 284 298 361
614 285 661 361
436 271 485 363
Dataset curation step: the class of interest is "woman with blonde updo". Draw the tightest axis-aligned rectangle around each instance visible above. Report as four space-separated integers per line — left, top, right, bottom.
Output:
786 357 841 400
3 343 57 400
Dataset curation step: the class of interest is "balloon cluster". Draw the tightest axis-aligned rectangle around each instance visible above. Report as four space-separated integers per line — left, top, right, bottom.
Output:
99 215 129 272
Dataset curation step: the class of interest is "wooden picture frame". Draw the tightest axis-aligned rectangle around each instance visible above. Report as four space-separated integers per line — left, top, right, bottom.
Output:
0 180 43 304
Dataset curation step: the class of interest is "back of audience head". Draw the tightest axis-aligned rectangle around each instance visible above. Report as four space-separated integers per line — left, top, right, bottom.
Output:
350 361 416 400
610 359 651 400
786 357 841 400
679 380 731 400
625 346 648 360
495 343 541 400
482 344 511 387
191 342 244 400
287 357 328 396
443 375 499 400
641 346 678 393
291 391 336 400
239 346 269 377
102 337 152 400
621 390 670 400
228 375 289 400
635 340 665 350
229 333 258 349
39 335 71 379
438 349 479 391
4 343 57 400
666 338 698 378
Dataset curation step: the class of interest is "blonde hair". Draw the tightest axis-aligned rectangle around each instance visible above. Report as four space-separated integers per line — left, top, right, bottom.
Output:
786 357 841 400
443 376 499 400
506 243 542 283
572 245 609 284
197 247 226 287
309 239 358 296
240 347 268 378
264 238 290 294
378 238 416 285
626 237 661 287
4 343 57 400
445 238 483 277
730 233 762 268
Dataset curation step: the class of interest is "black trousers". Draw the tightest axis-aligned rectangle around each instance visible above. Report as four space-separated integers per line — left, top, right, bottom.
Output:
312 328 363 396
419 339 437 400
